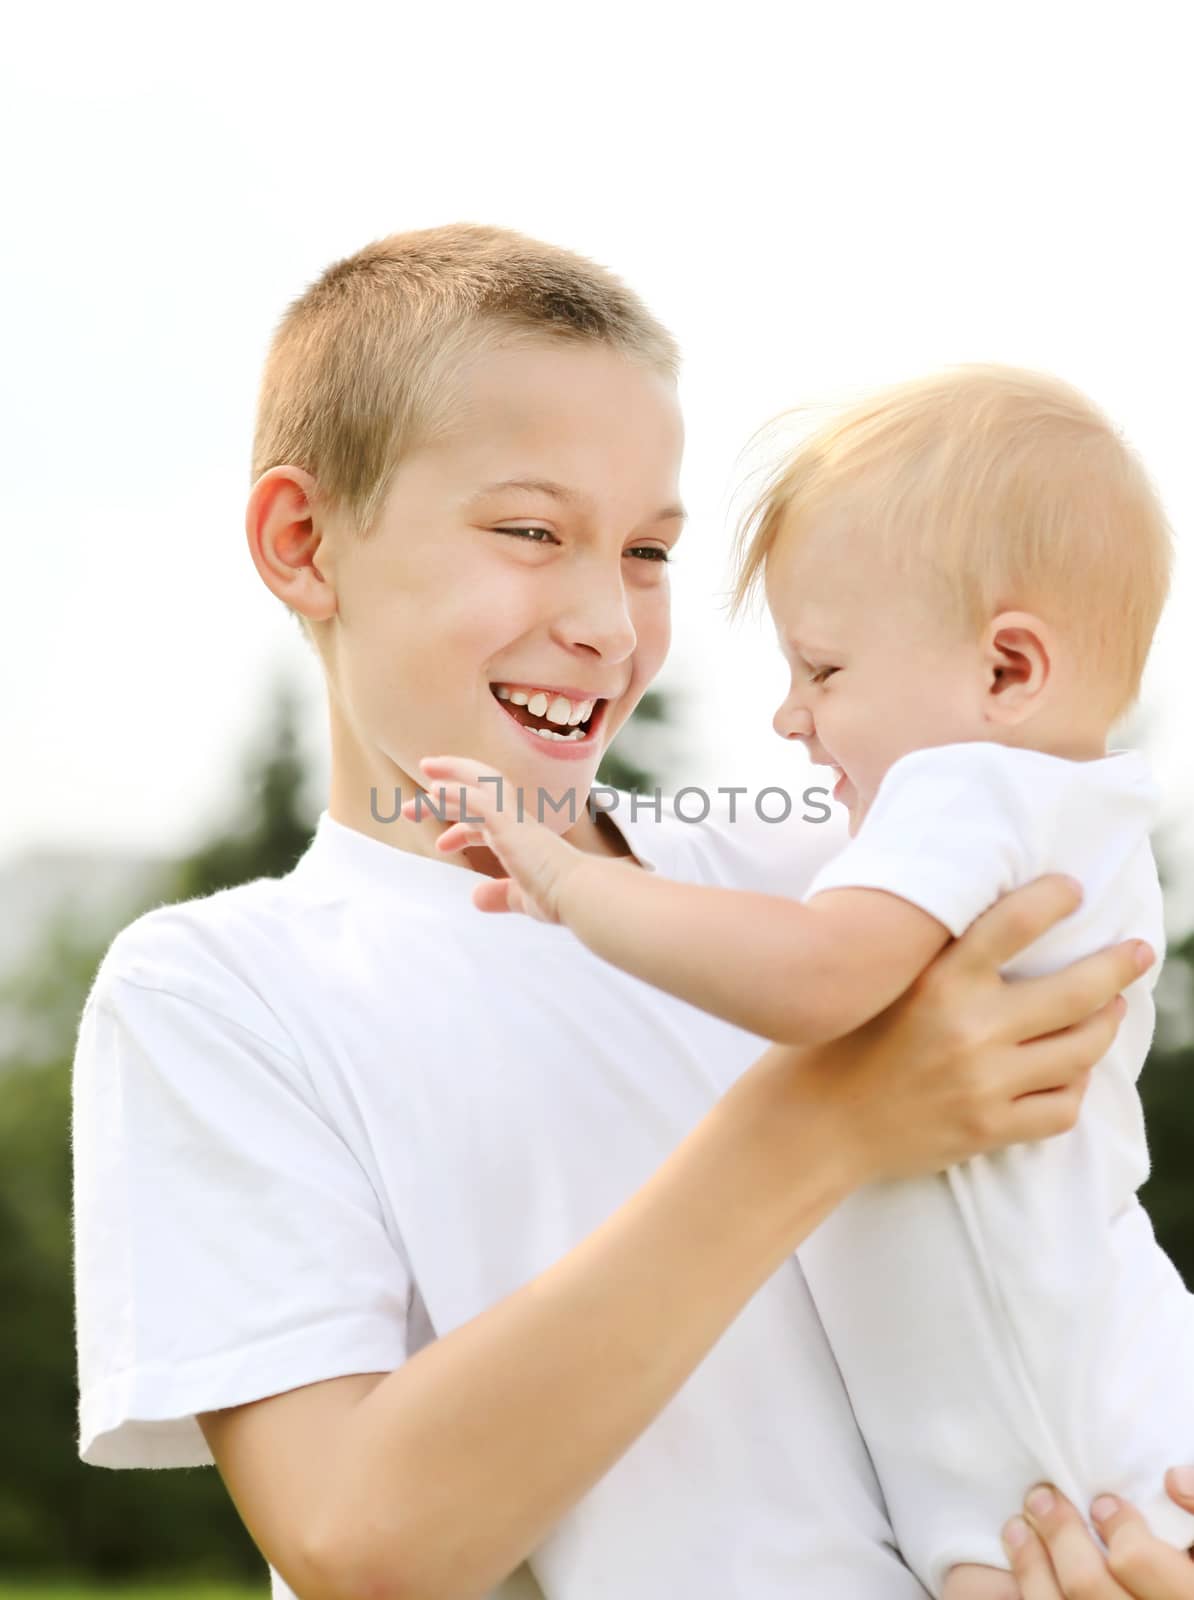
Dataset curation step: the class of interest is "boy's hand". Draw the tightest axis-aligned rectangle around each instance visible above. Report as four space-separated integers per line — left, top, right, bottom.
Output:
403 756 593 922
795 873 1153 1184
999 1471 1194 1596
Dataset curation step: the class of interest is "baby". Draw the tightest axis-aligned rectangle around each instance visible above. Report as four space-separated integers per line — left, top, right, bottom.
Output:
409 365 1194 1600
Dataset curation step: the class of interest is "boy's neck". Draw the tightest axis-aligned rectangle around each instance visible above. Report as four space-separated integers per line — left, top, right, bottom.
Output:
326 769 639 877
458 808 636 879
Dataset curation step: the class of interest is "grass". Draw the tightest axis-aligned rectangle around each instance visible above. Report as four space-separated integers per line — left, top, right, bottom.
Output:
0 1585 266 1600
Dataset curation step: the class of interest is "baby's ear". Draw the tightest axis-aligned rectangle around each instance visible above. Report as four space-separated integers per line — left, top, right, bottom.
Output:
981 611 1051 723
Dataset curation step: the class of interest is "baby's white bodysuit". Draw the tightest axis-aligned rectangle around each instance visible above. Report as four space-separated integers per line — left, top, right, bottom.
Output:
799 741 1194 1599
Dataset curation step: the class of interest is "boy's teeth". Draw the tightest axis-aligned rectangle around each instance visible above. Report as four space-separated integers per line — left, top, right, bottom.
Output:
493 685 598 726
534 726 586 742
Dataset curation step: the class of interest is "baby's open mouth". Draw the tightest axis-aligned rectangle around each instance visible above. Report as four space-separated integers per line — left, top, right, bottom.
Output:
490 683 604 743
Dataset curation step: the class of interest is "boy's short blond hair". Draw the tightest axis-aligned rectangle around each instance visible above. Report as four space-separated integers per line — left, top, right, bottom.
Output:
252 222 680 545
731 365 1173 722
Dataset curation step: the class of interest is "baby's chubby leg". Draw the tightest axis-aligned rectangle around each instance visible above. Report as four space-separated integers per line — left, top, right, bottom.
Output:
942 1562 1020 1600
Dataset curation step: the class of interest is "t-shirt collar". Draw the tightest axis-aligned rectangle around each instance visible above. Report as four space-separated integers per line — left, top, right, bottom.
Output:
291 790 659 902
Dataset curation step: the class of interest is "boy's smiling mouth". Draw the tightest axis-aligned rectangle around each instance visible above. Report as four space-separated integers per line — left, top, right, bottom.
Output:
490 682 607 747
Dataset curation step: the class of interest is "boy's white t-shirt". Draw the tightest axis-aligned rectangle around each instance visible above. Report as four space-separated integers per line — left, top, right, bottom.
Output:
800 742 1194 1597
73 791 938 1600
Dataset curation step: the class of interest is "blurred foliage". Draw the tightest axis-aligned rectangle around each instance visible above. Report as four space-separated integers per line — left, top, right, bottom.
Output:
1141 926 1194 1285
0 680 1190 1581
595 688 678 794
0 687 319 1582
0 1588 262 1600
172 680 317 901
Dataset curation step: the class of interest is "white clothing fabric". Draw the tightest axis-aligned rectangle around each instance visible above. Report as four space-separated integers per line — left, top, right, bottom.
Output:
73 790 940 1600
801 742 1194 1596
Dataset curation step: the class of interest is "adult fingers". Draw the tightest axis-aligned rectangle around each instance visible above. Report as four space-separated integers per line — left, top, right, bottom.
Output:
951 876 1084 973
1018 1486 1134 1598
1090 1495 1194 1597
1006 992 1125 1099
1165 1468 1194 1515
999 1070 1093 1147
1002 1517 1066 1599
1004 943 1153 1043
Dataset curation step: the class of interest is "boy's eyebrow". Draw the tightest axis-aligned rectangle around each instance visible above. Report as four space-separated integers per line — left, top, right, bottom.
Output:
468 477 687 525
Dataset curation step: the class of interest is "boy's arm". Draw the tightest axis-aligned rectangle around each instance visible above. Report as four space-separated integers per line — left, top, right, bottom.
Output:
557 869 951 1044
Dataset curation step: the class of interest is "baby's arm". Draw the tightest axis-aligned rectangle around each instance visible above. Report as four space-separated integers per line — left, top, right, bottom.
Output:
558 875 948 1044
415 756 950 1044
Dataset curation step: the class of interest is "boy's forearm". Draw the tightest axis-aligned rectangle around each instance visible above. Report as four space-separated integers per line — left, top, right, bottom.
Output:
560 860 861 1043
306 1046 861 1600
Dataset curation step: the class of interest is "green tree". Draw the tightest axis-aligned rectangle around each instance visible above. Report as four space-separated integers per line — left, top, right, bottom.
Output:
595 688 680 793
1141 924 1194 1289
172 678 318 901
0 681 316 1581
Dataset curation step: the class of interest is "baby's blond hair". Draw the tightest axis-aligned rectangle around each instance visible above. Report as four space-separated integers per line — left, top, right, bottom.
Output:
731 365 1172 722
253 222 680 543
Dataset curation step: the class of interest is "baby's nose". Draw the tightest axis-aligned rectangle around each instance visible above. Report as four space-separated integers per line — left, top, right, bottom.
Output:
774 703 814 741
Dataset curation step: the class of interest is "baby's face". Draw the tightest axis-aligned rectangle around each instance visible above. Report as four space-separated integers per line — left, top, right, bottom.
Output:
765 536 989 834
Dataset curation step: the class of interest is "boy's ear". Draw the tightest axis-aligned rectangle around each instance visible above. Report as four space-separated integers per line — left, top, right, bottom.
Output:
245 466 339 623
981 610 1051 725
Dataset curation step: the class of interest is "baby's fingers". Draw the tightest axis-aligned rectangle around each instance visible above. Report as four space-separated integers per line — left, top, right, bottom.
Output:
419 754 508 791
404 782 489 825
473 878 519 914
435 822 486 854
472 878 541 920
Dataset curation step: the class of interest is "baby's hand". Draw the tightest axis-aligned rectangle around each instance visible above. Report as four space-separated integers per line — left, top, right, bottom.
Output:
404 756 588 923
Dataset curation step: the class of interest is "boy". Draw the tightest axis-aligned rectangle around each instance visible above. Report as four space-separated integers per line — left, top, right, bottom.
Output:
71 230 1167 1600
415 366 1194 1599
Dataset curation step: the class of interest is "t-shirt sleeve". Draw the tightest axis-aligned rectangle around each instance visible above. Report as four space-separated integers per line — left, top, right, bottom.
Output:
72 911 412 1470
803 744 1036 937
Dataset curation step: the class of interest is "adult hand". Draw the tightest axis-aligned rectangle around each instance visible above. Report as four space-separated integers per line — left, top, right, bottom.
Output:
802 873 1153 1183
1001 1471 1194 1597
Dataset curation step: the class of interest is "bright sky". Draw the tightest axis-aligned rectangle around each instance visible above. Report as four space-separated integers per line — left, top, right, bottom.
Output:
5 1 1192 914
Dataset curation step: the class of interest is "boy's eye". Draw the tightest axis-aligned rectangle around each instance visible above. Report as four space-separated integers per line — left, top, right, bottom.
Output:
495 528 670 563
810 665 839 684
496 525 557 543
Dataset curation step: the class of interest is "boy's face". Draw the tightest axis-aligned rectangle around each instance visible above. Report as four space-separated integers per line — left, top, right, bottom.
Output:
318 340 685 839
765 532 987 834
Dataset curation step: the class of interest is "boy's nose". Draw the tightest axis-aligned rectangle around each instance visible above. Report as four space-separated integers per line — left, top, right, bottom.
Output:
773 702 814 741
551 568 638 662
